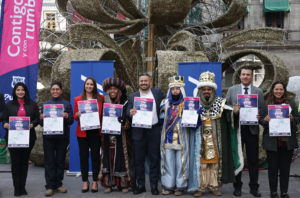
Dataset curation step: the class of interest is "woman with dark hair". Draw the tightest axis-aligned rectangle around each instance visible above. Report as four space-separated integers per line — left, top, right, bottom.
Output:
262 81 299 198
3 82 40 196
40 82 74 196
74 77 104 193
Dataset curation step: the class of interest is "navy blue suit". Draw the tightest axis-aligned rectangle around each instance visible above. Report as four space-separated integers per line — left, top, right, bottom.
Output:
127 88 165 189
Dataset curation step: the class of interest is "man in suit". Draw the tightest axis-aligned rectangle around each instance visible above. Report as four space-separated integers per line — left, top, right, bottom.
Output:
127 73 165 195
226 66 265 197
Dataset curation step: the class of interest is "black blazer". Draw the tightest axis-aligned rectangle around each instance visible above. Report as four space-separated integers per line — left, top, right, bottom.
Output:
3 99 40 144
262 100 299 151
127 88 165 140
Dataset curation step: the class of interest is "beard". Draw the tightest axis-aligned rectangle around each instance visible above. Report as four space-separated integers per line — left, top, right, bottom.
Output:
197 88 217 109
172 93 181 101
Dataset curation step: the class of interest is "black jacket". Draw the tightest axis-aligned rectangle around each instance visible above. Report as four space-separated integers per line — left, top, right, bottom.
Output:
3 99 40 144
262 100 299 151
126 88 165 141
40 97 74 139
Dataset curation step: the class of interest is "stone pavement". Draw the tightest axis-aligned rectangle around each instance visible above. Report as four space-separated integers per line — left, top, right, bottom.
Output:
0 157 300 198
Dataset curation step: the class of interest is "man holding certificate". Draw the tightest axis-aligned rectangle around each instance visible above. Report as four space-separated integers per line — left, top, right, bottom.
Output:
262 81 299 198
99 77 131 193
127 73 165 195
160 75 191 196
190 71 235 197
40 82 74 196
225 66 265 197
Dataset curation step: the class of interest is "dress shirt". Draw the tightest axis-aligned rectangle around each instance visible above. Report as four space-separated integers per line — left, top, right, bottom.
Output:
140 89 158 125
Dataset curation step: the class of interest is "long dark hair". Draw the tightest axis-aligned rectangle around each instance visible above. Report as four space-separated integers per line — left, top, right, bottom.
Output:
12 82 31 103
81 77 103 102
266 81 288 105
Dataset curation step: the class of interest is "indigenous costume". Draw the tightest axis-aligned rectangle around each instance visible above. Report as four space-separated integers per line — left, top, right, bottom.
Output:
188 71 236 196
160 76 190 195
99 78 130 192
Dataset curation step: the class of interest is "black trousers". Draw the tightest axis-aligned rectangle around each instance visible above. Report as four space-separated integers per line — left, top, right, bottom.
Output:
8 141 35 194
133 124 161 188
43 138 68 190
267 144 293 194
77 130 100 181
234 125 259 190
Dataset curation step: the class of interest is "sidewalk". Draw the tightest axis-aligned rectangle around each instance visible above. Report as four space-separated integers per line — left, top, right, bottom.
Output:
0 157 300 198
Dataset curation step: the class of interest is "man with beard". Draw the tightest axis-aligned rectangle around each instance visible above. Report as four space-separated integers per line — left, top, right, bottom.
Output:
189 71 235 197
226 66 265 197
99 77 131 193
160 76 189 196
127 73 165 195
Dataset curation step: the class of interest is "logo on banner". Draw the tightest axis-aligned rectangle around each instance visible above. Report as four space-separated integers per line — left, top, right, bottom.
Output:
11 76 26 88
188 76 200 97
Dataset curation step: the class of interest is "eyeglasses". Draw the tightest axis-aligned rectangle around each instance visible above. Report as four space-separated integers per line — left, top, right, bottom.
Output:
51 88 61 91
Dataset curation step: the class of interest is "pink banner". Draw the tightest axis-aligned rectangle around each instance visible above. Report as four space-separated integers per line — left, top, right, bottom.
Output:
0 0 43 76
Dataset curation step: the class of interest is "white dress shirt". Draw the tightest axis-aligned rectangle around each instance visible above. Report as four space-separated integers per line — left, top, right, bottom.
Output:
140 89 158 125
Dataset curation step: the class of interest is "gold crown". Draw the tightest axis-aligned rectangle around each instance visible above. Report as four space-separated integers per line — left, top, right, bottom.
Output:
199 71 215 83
169 75 184 84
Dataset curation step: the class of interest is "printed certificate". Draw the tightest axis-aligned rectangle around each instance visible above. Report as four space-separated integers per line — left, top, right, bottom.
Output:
181 97 200 127
238 94 258 125
102 103 123 135
8 117 30 148
268 104 291 136
132 97 153 128
78 99 100 130
43 104 64 135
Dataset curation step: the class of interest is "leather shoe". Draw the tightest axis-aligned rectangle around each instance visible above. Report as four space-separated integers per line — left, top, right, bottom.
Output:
133 186 146 195
281 193 289 198
271 192 279 198
250 189 261 197
151 188 159 195
233 188 241 196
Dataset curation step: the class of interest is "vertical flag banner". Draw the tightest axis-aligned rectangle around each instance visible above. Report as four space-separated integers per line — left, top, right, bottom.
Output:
178 62 222 97
69 60 114 174
0 0 43 101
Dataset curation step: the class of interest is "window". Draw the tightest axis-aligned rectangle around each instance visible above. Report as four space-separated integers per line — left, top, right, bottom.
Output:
265 12 284 28
45 13 56 30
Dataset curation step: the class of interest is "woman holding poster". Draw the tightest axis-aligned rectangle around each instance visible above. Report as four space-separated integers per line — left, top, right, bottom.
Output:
74 77 104 193
262 81 299 198
2 82 40 196
40 82 74 196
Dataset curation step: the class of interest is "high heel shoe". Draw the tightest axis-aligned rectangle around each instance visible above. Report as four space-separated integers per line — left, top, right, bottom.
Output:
81 181 89 193
91 181 98 193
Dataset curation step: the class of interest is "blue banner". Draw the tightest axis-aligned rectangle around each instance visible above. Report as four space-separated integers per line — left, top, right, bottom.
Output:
69 60 114 173
178 62 222 97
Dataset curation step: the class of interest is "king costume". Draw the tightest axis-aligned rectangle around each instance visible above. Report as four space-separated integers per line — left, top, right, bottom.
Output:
160 76 190 196
188 71 237 197
99 78 131 193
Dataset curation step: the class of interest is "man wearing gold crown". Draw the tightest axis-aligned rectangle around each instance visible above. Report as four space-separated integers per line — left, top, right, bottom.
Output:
160 75 191 196
189 71 236 197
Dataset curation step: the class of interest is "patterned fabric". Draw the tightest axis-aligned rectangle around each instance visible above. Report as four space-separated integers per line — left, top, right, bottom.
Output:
102 77 126 93
200 97 225 119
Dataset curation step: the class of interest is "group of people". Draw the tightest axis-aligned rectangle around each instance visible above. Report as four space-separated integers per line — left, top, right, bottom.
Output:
1 66 298 198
